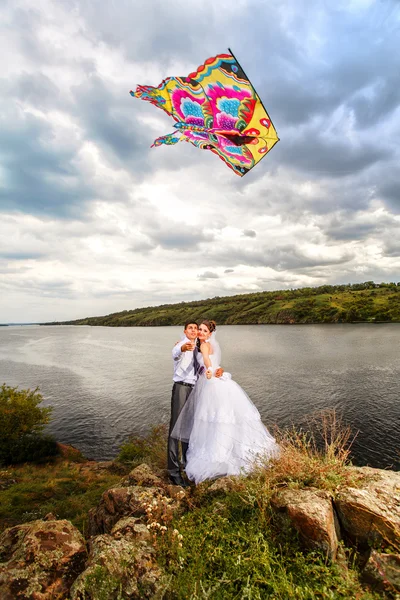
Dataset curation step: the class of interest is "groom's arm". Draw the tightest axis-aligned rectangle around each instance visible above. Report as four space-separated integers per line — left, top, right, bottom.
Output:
172 341 185 361
172 339 194 360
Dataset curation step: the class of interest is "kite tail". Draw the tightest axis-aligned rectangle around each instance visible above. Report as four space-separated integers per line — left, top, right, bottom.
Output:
151 133 180 148
130 85 167 111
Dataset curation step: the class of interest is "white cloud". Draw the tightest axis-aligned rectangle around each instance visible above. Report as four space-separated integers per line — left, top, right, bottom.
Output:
1 0 400 321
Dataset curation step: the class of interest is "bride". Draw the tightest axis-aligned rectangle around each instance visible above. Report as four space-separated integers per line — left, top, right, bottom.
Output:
171 319 279 484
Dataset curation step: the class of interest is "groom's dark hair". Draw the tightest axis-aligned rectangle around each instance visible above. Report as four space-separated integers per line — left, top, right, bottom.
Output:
184 321 198 329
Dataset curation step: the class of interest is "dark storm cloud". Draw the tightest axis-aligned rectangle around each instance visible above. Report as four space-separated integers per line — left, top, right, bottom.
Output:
242 229 256 238
379 177 400 213
253 2 400 130
322 212 397 242
1 3 168 219
382 241 400 257
266 245 355 272
211 244 354 271
198 271 219 280
261 78 339 129
234 2 400 192
72 74 205 178
4 0 399 222
6 72 62 110
263 41 400 135
277 130 391 179
0 251 46 260
350 76 400 130
233 166 379 224
2 0 400 323
10 7 49 66
144 224 214 251
0 75 143 217
72 0 216 66
381 219 400 258
0 111 95 217
128 240 156 253
72 76 151 168
0 275 76 298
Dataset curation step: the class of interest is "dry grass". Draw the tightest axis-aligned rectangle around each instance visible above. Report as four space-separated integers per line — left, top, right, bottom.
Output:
254 409 360 492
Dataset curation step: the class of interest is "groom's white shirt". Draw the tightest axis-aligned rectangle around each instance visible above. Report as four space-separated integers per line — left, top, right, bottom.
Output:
172 336 197 385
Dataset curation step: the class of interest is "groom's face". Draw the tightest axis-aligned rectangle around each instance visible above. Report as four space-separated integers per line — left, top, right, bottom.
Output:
184 323 198 341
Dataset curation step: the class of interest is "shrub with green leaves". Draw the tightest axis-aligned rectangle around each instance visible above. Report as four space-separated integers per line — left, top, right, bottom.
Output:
117 423 168 470
0 384 57 465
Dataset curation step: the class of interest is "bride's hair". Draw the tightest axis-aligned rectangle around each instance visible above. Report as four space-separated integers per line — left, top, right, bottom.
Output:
196 319 217 349
200 319 216 333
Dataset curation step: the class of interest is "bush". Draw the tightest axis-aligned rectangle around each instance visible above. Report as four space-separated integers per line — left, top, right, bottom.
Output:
0 384 55 465
117 424 168 470
4 434 59 465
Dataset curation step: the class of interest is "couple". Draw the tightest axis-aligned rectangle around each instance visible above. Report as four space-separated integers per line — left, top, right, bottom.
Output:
168 319 279 486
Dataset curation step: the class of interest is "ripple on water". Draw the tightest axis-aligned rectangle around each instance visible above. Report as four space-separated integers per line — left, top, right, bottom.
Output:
0 324 398 468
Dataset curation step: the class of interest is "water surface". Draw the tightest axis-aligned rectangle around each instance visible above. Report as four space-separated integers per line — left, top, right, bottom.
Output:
0 324 398 469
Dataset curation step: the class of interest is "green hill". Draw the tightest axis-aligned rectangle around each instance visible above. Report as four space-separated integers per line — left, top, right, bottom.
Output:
44 281 400 327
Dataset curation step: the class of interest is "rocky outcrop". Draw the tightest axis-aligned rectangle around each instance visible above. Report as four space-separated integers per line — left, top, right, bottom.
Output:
335 467 400 546
120 463 164 488
207 476 239 496
362 550 400 594
110 516 151 542
88 485 160 536
71 464 179 599
2 462 399 598
0 518 87 600
271 488 341 560
70 532 162 599
88 464 187 537
269 466 400 576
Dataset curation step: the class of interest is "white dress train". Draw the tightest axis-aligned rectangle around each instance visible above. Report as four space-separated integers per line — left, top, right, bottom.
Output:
171 336 279 484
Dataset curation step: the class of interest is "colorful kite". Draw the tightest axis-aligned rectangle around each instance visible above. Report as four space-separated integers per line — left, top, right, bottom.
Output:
130 49 279 177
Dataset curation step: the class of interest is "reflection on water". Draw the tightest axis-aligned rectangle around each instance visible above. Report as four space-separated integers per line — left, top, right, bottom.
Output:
0 324 399 469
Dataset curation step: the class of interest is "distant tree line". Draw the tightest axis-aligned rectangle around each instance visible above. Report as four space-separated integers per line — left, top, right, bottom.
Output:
42 282 400 327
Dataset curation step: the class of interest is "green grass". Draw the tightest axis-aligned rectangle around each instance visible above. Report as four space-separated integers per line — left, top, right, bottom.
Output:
157 491 379 599
116 423 168 470
0 460 122 535
0 413 391 598
135 411 381 599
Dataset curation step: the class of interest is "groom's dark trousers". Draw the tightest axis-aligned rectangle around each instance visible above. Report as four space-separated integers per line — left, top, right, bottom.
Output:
168 381 193 484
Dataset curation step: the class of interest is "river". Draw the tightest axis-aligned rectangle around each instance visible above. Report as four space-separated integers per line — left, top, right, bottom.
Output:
0 324 398 469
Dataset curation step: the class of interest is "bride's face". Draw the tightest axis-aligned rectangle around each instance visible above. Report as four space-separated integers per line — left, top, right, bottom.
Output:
198 323 210 341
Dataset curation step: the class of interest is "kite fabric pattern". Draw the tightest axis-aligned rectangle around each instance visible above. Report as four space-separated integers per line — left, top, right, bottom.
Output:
130 50 279 176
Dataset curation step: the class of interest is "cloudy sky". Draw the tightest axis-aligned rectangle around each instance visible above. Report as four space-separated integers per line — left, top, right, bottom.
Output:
1 0 400 323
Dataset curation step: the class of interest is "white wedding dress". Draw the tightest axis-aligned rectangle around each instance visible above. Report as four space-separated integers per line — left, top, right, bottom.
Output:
171 334 279 484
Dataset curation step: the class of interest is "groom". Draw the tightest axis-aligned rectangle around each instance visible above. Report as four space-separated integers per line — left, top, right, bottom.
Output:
168 321 223 485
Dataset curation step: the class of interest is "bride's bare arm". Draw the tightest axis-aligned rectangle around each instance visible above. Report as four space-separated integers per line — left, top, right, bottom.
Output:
200 342 213 378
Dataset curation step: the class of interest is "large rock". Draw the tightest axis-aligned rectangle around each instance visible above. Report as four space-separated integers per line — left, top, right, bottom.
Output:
0 519 87 599
271 488 341 560
335 467 400 546
121 463 164 488
207 476 238 496
362 550 400 593
88 484 185 537
70 534 162 599
110 517 151 542
88 486 160 536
